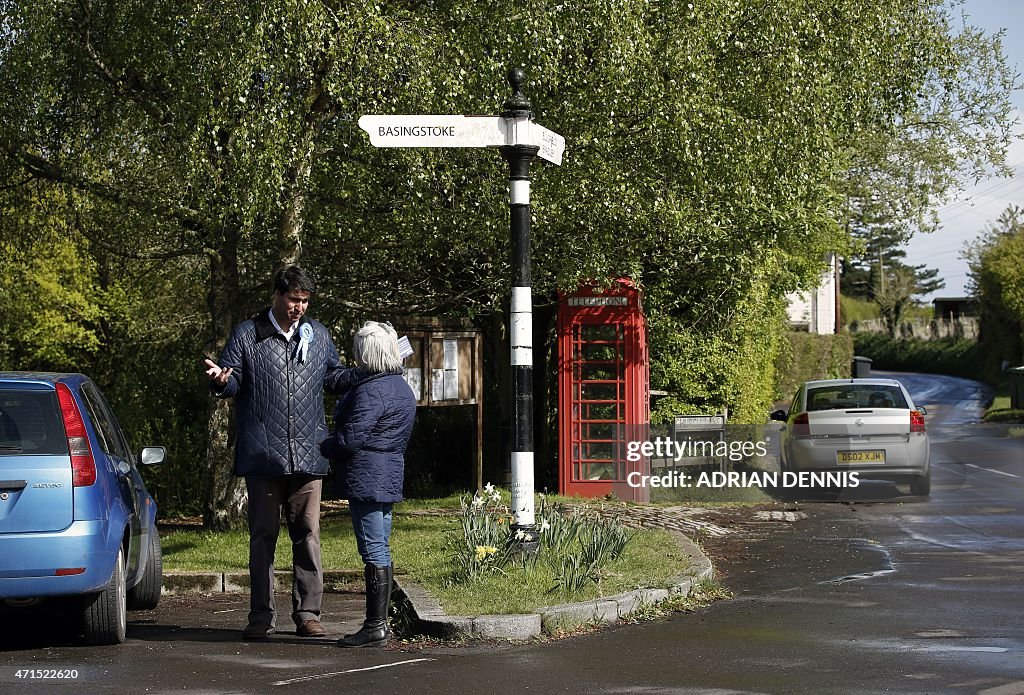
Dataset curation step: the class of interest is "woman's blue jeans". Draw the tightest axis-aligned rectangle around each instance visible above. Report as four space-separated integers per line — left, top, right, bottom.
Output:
349 501 393 567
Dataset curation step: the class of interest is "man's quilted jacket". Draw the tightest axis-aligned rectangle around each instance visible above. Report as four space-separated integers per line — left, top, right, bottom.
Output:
320 371 416 503
214 308 350 477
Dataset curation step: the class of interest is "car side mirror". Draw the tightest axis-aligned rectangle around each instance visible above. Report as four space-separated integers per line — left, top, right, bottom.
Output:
917 406 927 416
769 409 788 422
140 446 165 465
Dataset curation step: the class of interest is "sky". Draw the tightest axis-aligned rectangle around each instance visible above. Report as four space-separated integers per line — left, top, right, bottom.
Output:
903 0 1024 301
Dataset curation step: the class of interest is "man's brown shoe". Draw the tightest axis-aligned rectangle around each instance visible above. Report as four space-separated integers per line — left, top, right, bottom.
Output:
243 621 274 641
296 619 327 638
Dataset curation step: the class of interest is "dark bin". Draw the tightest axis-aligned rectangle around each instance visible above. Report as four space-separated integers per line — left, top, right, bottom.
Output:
1009 366 1024 410
852 356 872 379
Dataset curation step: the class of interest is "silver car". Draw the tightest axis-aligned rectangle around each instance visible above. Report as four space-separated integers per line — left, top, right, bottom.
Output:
770 378 931 496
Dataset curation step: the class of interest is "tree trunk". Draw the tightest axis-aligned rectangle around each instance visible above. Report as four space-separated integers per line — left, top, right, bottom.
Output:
203 233 246 530
278 157 311 266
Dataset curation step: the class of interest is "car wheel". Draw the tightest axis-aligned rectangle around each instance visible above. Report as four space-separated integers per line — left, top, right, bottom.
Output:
909 473 931 497
83 547 127 645
128 531 163 610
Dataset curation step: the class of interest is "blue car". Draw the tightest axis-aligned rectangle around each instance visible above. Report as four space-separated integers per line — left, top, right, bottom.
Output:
0 372 165 644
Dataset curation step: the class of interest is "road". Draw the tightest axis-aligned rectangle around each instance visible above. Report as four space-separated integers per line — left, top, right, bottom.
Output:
1 372 1021 694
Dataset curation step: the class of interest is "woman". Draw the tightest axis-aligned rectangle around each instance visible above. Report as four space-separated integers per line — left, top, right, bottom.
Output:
319 321 416 647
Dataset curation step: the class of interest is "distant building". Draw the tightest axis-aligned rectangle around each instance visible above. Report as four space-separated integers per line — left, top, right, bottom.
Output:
785 253 838 334
932 297 978 319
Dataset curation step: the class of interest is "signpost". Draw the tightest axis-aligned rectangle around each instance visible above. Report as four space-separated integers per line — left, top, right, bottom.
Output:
357 113 564 165
358 69 563 553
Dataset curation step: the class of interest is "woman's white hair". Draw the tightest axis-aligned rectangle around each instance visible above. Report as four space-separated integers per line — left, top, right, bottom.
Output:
352 321 403 374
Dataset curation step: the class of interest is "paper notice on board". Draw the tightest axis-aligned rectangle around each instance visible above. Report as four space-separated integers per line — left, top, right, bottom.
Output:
443 340 458 369
397 336 414 360
443 339 459 400
431 369 444 401
444 370 459 400
404 368 422 401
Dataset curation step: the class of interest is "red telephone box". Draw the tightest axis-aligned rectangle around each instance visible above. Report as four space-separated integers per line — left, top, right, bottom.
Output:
557 279 649 501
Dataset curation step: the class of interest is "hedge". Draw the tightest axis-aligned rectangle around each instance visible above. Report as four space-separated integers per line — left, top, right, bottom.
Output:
775 332 854 401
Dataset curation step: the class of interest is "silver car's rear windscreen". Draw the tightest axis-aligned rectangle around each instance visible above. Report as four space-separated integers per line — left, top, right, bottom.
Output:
806 384 909 412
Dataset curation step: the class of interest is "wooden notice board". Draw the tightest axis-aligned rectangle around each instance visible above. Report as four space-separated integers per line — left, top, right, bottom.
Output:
392 319 483 491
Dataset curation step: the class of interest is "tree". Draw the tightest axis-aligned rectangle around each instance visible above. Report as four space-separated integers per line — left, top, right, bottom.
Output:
839 6 1019 245
0 0 437 527
1 0 1017 518
837 3 1014 307
307 0 1013 423
874 267 920 338
966 205 1024 365
840 214 946 303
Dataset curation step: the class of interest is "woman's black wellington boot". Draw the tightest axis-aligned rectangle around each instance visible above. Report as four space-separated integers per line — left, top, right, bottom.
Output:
339 564 390 648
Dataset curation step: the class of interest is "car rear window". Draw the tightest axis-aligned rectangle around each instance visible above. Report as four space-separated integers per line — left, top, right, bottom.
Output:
0 389 69 456
806 384 909 411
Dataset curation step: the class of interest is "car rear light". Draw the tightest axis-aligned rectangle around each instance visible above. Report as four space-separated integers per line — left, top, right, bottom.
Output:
55 383 97 487
792 412 810 437
910 410 926 433
55 568 86 576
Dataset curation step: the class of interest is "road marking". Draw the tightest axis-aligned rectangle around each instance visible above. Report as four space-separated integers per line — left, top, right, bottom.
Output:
979 682 1024 695
273 658 436 686
915 629 967 638
965 464 1020 479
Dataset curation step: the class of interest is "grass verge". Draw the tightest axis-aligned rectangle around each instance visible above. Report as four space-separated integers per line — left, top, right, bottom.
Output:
983 380 1024 424
160 499 695 616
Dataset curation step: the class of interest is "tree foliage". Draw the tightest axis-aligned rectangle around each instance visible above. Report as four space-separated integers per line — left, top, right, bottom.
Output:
0 0 1018 519
840 200 946 302
966 205 1024 364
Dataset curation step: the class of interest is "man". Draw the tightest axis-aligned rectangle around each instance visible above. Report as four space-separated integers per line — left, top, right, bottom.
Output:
204 265 349 640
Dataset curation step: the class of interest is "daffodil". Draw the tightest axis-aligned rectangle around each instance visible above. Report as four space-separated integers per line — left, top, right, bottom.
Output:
474 545 498 561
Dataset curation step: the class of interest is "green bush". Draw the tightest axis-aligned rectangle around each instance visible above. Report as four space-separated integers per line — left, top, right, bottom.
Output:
775 332 854 400
852 333 999 382
840 295 880 325
648 292 791 425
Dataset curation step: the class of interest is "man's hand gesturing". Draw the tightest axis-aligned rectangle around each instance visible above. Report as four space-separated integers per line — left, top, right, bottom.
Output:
204 358 233 387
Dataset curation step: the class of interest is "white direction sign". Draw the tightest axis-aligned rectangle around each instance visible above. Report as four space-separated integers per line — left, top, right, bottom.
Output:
358 114 564 165
358 115 505 149
533 123 565 166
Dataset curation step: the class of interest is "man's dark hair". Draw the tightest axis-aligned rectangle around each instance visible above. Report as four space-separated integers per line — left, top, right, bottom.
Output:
273 265 316 295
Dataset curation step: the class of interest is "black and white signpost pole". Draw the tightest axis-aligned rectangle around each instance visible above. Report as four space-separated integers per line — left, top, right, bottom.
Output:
500 69 540 553
357 68 563 554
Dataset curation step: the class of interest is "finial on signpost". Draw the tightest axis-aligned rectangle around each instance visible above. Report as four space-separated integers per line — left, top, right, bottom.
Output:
502 67 532 118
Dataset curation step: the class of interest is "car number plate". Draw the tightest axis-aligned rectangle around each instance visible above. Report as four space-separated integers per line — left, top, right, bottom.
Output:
837 450 885 464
